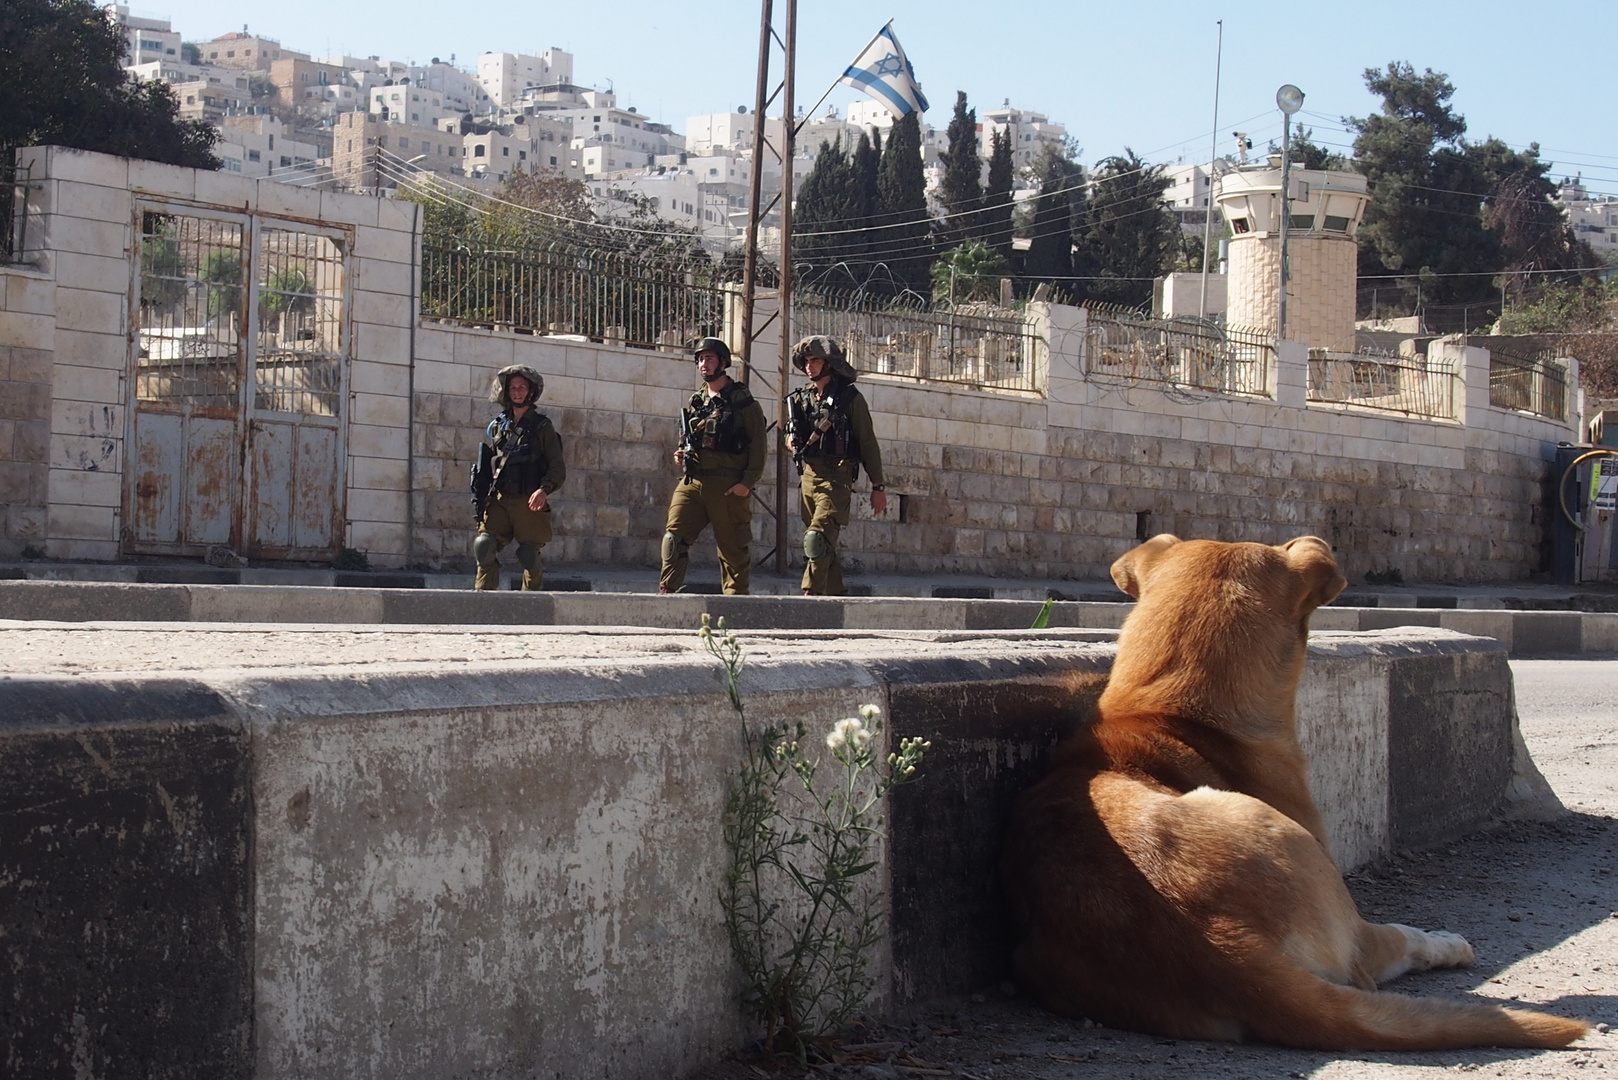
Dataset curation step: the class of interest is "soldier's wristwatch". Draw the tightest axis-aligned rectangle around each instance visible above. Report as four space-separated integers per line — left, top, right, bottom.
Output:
871 485 885 492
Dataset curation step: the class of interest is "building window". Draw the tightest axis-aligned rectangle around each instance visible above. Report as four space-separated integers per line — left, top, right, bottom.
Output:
399 139 409 149
502 146 509 156
550 155 558 166
248 149 261 161
519 150 526 160
280 156 291 167
226 50 235 57
474 145 485 157
1323 215 1351 232
1231 217 1251 234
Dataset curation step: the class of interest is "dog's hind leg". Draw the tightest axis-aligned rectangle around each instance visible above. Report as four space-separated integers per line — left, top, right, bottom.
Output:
1352 921 1475 987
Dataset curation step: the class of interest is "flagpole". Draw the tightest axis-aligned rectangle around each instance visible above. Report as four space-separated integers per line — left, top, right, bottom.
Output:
1198 19 1223 322
773 0 797 576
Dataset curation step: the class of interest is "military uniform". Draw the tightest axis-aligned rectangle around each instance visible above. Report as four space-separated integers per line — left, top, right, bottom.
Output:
787 338 885 597
661 377 766 594
471 365 566 590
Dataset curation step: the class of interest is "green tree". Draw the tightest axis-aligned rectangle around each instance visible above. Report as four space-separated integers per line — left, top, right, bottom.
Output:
1022 143 1083 289
0 0 218 168
981 129 1015 261
1288 127 1348 170
931 241 1010 304
1071 149 1176 307
794 138 863 289
1346 63 1497 313
1470 139 1598 303
872 112 931 299
937 91 982 247
201 249 242 323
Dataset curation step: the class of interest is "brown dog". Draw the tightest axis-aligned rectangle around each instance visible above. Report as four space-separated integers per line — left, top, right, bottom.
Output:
1001 535 1590 1050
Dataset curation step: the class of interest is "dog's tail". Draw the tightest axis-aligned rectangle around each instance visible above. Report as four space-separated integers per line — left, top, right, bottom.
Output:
1256 971 1590 1051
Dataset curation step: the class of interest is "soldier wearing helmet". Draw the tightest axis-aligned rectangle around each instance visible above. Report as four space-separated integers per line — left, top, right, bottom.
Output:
785 335 886 596
660 336 766 594
470 364 566 590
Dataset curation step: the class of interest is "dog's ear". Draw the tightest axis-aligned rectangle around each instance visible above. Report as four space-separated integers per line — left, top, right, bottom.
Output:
1111 534 1182 599
1280 536 1346 618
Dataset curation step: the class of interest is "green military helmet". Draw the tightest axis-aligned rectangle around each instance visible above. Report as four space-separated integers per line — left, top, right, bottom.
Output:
791 335 857 382
490 364 545 406
690 336 732 366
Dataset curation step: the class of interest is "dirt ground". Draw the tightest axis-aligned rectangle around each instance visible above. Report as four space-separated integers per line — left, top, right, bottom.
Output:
688 658 1618 1080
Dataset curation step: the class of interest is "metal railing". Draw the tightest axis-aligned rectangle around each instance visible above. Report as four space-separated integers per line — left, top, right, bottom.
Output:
1489 349 1568 422
420 240 726 349
1083 308 1274 397
1307 349 1459 420
792 289 1043 393
1 156 27 263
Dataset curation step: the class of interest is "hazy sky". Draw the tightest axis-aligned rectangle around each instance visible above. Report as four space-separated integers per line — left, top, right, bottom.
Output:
139 0 1616 196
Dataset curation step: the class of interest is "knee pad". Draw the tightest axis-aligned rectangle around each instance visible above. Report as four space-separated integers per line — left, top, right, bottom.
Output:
803 529 828 561
472 533 500 564
515 542 539 571
661 531 681 564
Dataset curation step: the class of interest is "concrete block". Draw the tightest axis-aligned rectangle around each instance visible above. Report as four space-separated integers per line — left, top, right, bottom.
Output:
450 330 514 369
192 168 257 210
45 147 130 189
350 357 410 396
354 257 413 298
352 323 412 365
127 157 195 200
1 272 55 316
46 502 117 541
54 329 128 369
346 520 408 561
349 424 409 459
51 399 120 439
54 251 131 295
376 197 419 233
188 585 384 624
53 287 125 335
354 224 414 264
1509 612 1584 657
350 391 409 429
0 311 54 351
1581 614 1618 654
47 466 121 508
54 180 131 225
319 189 380 229
351 289 412 328
347 488 409 526
45 537 119 561
253 180 323 220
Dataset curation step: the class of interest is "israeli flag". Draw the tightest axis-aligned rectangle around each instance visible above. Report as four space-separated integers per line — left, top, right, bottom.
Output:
838 21 929 118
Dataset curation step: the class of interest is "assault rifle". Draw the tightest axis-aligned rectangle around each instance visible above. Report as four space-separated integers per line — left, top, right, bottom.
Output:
677 404 695 483
470 442 494 526
786 387 838 476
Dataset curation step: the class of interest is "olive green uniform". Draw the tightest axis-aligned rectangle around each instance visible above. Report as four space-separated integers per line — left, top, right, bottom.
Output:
789 381 884 596
661 381 767 594
472 408 566 591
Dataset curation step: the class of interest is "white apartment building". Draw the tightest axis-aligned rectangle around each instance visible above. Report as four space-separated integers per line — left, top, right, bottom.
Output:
1162 161 1224 234
215 116 323 179
978 102 1067 172
370 82 456 128
478 51 576 110
104 5 179 66
588 155 754 244
563 98 684 176
1558 176 1618 261
685 109 786 157
171 71 252 125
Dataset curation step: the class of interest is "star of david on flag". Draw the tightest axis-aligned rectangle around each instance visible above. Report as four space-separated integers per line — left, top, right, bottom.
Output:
837 21 929 118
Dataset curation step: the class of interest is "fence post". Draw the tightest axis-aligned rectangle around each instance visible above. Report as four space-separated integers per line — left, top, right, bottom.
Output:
1274 339 1308 409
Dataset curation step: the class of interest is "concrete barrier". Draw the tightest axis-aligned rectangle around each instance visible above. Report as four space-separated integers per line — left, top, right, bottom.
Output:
0 624 1545 1079
3 579 1615 654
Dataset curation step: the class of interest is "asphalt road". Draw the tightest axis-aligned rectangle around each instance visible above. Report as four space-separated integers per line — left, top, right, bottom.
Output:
691 657 1618 1079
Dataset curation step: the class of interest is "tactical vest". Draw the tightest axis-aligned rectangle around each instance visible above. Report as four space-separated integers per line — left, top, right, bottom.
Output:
790 383 856 461
686 384 753 454
487 410 552 496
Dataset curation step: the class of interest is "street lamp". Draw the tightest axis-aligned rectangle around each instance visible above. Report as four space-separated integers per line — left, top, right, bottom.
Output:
1275 83 1304 340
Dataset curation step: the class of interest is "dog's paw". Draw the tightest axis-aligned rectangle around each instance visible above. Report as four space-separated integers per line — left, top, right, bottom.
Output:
1425 930 1475 969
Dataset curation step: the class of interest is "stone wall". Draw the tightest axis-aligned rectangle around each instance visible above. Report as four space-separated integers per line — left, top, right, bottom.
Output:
1225 232 1358 351
0 263 52 557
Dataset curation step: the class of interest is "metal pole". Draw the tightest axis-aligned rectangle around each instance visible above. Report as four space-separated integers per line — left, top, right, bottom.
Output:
773 0 797 576
738 0 773 386
1198 20 1223 322
1278 113 1291 341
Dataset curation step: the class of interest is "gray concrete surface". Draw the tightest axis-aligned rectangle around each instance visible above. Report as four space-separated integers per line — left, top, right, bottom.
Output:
0 623 1534 1079
4 577 1617 655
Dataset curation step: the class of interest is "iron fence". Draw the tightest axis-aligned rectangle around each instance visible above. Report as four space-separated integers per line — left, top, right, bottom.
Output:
420 240 725 349
1307 349 1459 420
1489 349 1569 422
792 290 1043 393
1083 308 1274 397
1 155 27 263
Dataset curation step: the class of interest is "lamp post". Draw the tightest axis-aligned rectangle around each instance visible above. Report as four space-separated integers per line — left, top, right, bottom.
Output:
1275 83 1303 340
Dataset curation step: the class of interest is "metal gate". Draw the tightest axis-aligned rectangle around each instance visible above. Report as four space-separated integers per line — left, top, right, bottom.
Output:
127 203 350 561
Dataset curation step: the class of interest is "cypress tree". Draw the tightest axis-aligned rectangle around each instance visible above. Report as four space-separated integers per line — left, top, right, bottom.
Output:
873 112 931 299
938 91 982 247
1071 149 1175 308
795 138 861 290
847 130 882 290
1023 144 1081 290
982 128 1015 261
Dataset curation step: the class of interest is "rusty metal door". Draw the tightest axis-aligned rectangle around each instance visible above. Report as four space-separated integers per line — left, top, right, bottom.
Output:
127 205 350 561
127 206 249 553
245 224 349 559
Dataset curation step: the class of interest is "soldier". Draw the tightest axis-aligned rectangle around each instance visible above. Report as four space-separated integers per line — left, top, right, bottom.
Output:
660 337 766 595
470 364 566 590
785 336 887 596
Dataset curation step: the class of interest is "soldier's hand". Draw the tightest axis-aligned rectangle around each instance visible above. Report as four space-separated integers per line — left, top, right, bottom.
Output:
726 484 750 498
673 448 686 466
528 488 549 511
785 435 799 452
871 489 888 516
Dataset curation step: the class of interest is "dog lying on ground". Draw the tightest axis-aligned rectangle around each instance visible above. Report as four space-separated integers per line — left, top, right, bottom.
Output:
1001 535 1590 1050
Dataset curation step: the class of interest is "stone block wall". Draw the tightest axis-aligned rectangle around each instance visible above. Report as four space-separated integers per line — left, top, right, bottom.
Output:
1226 233 1358 351
0 265 53 558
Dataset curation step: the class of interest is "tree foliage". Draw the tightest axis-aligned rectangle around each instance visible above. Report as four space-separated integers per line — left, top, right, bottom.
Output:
1071 149 1176 308
982 129 1015 261
931 241 1009 304
873 112 932 299
1022 143 1083 289
937 91 982 248
1346 63 1497 310
795 139 864 289
0 0 218 167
